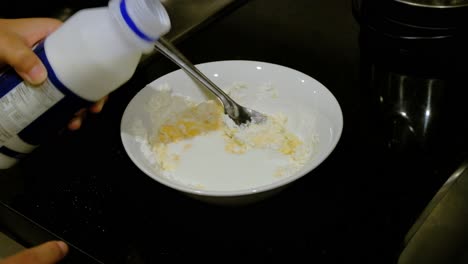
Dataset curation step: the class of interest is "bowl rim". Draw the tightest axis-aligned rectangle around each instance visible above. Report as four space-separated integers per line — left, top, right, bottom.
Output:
120 59 344 197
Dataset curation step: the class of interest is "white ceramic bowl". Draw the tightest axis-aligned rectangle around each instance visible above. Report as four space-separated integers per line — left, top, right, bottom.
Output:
121 60 343 205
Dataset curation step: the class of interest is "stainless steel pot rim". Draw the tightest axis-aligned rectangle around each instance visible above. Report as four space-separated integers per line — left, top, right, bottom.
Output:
393 0 468 8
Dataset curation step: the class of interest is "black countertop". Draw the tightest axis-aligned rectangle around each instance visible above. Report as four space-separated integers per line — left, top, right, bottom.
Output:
2 0 468 263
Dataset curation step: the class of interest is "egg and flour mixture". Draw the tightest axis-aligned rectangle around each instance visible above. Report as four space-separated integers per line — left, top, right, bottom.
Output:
141 83 316 191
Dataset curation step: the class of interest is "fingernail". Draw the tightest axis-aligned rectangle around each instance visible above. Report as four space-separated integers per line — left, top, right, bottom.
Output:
90 102 104 113
25 64 47 85
68 118 81 131
56 241 68 255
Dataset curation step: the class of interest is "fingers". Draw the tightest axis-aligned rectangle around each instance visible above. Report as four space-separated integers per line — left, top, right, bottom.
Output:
89 95 109 113
0 18 62 85
0 241 68 264
0 18 62 47
0 29 47 85
68 108 87 131
67 96 108 131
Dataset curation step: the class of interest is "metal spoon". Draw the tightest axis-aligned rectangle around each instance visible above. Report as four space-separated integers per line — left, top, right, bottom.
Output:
154 37 267 126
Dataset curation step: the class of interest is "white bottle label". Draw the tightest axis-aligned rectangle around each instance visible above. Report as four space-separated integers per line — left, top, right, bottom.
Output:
0 78 64 146
0 42 91 166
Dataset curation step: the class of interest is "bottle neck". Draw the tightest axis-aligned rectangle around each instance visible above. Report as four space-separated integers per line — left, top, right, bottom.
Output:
119 0 158 42
109 0 171 53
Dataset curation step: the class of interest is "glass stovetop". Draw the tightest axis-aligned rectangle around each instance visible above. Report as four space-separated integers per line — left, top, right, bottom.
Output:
1 0 468 263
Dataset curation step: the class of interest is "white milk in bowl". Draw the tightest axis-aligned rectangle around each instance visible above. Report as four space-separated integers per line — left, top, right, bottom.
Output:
136 82 319 193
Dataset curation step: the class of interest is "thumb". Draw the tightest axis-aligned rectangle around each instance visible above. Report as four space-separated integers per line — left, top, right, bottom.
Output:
0 241 68 264
0 30 47 85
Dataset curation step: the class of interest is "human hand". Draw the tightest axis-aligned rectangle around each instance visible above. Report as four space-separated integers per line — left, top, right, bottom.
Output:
0 240 68 264
0 18 107 130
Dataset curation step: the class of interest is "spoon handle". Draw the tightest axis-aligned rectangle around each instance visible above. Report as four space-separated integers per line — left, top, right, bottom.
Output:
154 37 239 117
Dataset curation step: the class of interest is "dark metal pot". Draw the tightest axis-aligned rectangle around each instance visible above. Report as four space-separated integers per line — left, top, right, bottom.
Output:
395 0 468 7
353 0 468 153
387 0 468 30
